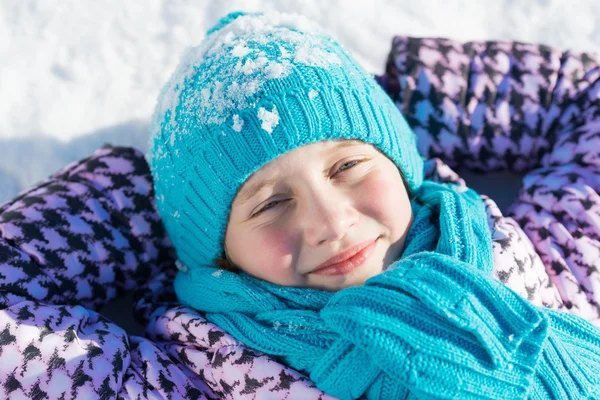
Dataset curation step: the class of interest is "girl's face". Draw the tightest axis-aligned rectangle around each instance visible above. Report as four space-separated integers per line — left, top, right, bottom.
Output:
225 139 413 291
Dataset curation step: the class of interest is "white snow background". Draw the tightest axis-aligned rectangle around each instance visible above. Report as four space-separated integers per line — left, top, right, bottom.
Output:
2 0 600 205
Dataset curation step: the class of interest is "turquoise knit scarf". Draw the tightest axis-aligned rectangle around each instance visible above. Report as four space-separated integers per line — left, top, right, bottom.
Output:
178 181 542 399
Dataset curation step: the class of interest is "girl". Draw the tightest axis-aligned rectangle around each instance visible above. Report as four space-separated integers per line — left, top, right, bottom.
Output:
2 10 600 400
148 11 600 399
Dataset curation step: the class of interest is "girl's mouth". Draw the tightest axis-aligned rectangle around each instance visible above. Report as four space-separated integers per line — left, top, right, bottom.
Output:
312 238 379 276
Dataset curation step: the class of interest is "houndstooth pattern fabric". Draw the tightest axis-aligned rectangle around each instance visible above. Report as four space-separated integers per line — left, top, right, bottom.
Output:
379 36 600 324
0 36 599 398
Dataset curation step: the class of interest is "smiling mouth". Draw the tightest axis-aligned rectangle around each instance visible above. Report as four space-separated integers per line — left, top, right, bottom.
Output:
311 238 379 276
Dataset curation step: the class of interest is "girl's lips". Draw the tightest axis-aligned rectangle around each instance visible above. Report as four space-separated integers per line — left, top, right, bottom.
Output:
312 238 379 276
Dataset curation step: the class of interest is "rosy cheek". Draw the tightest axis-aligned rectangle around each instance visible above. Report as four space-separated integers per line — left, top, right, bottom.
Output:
361 178 389 200
359 175 398 207
255 226 296 270
356 172 411 232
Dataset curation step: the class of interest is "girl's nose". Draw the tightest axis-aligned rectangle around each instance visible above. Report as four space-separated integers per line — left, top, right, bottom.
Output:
301 188 359 246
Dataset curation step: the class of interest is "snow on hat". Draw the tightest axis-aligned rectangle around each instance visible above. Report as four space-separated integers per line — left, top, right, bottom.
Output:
148 11 423 276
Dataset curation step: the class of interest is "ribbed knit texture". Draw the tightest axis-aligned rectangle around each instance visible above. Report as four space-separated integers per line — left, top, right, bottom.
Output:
175 181 600 399
148 11 423 273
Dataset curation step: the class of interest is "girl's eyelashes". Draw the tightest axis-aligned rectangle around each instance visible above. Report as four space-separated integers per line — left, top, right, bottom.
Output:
330 157 370 179
334 159 362 175
252 198 289 217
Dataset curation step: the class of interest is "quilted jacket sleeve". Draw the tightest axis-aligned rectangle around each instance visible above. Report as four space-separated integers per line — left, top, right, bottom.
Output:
509 51 600 324
0 146 209 399
0 146 175 313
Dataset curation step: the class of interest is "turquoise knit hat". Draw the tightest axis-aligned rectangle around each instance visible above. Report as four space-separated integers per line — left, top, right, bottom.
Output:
148 11 424 276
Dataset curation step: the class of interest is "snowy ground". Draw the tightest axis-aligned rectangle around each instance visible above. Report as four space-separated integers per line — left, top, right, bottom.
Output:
2 0 600 204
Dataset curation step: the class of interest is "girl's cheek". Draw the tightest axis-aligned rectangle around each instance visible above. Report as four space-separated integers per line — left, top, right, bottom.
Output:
359 174 400 207
357 171 411 227
256 226 297 270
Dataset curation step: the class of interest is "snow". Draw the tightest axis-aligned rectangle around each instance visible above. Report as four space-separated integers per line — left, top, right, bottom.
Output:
294 42 342 67
212 269 224 278
232 114 244 132
152 10 342 143
258 105 280 134
1 0 600 203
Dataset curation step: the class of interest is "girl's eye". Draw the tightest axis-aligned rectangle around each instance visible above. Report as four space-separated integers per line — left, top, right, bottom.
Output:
252 199 289 217
250 159 365 218
335 159 362 175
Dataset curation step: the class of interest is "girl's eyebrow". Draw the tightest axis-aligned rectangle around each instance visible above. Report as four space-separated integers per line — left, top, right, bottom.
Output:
236 140 365 205
237 176 279 205
330 139 364 150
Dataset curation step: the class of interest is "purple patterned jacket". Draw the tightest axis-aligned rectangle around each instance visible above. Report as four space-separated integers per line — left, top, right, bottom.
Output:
0 37 599 399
